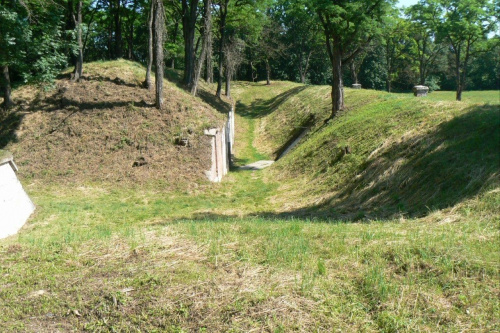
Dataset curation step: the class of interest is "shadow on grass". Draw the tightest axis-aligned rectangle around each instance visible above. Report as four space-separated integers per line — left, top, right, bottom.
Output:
165 68 231 115
83 75 141 88
237 86 308 119
0 111 24 149
197 89 232 115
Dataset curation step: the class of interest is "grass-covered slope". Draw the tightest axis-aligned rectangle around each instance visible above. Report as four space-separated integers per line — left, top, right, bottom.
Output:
0 60 226 187
237 82 499 219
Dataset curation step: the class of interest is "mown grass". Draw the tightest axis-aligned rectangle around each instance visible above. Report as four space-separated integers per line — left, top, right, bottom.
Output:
1 79 499 332
175 201 499 331
423 90 499 104
246 83 500 219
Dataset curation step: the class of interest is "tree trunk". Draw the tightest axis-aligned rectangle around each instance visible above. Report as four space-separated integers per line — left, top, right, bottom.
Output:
114 0 123 59
183 22 195 86
1 65 13 109
298 51 311 84
170 22 179 69
349 61 357 84
126 0 138 60
455 51 462 101
144 0 153 90
72 1 83 82
225 69 231 97
386 57 391 93
456 83 463 101
182 0 199 86
419 61 425 85
205 23 213 83
154 0 165 109
250 61 257 82
330 39 344 118
66 0 77 70
265 59 270 85
216 0 228 98
191 0 212 96
107 0 114 59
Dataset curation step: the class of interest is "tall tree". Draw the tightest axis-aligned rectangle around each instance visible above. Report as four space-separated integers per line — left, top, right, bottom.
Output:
382 15 410 92
113 0 123 58
347 47 370 85
427 0 497 101
72 0 84 82
215 0 228 97
223 36 244 96
256 21 286 85
144 0 154 90
313 0 393 119
176 0 200 87
406 2 445 85
124 0 140 60
274 0 322 84
191 0 212 96
204 15 214 83
153 0 165 109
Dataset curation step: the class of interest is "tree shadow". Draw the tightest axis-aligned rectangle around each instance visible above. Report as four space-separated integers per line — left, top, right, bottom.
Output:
83 75 142 88
0 111 24 149
34 83 156 113
196 88 232 115
163 69 232 116
43 96 154 113
237 86 308 119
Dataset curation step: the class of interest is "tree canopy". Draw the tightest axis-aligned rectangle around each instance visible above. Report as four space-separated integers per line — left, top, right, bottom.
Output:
0 0 498 110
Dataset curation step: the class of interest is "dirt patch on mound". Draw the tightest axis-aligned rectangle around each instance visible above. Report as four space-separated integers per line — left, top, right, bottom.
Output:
2 62 227 188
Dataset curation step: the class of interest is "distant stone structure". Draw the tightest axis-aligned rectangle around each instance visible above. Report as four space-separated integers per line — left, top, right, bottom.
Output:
413 85 429 97
352 84 362 89
205 107 235 182
0 150 35 239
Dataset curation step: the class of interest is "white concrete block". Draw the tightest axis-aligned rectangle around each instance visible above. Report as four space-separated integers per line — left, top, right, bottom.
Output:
0 154 35 239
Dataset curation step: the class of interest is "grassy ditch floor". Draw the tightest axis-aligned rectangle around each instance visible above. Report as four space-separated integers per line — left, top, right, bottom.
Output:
1 84 499 332
0 186 498 332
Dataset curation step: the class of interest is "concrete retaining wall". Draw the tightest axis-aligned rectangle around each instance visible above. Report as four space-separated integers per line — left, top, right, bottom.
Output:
0 151 35 239
205 107 235 182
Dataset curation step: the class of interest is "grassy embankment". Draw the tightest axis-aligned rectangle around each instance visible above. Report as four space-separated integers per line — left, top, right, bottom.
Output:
0 67 498 332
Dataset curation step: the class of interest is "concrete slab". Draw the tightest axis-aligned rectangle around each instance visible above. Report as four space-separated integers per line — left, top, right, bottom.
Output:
0 150 35 239
239 160 275 170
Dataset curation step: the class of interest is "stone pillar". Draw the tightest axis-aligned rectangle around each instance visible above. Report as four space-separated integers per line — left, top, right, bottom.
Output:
412 85 429 97
352 84 361 89
215 130 223 182
221 126 227 176
204 129 218 182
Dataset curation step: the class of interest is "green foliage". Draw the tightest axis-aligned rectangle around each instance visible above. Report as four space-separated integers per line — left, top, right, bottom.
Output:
426 0 498 96
424 75 440 91
0 1 67 89
0 4 30 67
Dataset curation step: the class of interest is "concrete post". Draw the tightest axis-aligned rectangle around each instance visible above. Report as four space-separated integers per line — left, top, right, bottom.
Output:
412 85 429 97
